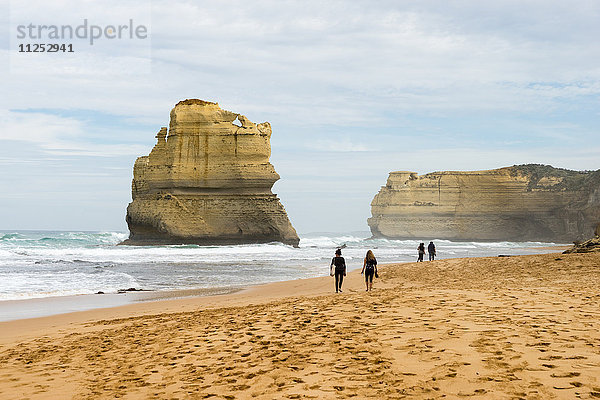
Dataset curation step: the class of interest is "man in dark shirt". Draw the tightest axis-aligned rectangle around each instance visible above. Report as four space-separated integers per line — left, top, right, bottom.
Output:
428 241 436 261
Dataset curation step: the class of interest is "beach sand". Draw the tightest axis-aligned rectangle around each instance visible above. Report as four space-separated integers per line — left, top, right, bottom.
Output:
1 252 599 399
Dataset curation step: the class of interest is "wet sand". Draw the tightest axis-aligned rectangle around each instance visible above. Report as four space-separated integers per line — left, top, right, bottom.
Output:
0 287 244 323
1 252 599 399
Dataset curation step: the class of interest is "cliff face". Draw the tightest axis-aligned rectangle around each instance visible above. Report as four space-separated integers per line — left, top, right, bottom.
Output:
122 99 299 246
368 165 600 242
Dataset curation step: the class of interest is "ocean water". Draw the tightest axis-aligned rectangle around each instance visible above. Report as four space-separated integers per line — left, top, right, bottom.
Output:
0 230 566 302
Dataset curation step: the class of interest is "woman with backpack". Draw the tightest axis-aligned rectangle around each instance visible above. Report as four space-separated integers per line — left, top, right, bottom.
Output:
417 242 426 262
361 250 378 291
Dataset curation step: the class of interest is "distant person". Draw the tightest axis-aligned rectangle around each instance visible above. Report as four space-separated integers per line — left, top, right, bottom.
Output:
428 241 436 261
361 250 378 291
417 243 425 262
331 248 346 293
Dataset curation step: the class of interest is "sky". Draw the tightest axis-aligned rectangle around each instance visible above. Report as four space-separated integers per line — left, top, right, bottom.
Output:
1 0 599 234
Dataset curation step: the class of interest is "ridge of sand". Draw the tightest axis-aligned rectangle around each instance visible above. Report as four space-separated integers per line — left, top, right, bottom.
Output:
1 252 600 399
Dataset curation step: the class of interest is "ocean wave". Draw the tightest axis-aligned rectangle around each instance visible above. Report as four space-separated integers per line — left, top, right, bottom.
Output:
65 231 129 244
0 231 128 248
0 233 25 241
299 235 370 248
34 259 75 265
0 249 14 257
0 270 139 301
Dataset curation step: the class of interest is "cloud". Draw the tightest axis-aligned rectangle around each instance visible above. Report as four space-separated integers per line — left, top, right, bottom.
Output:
0 109 83 144
304 139 371 153
0 110 149 157
2 0 600 123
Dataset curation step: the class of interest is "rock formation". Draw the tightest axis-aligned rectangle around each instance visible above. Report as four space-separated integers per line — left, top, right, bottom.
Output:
563 235 600 254
368 165 600 242
121 99 299 246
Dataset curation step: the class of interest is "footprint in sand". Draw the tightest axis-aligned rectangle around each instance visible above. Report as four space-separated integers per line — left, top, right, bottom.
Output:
551 371 581 378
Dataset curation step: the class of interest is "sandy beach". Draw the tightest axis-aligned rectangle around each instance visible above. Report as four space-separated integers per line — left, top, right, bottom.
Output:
1 252 599 399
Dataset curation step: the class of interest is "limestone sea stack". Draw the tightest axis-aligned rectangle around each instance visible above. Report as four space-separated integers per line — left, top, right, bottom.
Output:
121 99 300 247
368 165 600 242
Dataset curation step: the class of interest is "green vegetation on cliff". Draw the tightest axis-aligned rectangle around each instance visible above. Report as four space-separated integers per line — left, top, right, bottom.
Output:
509 164 600 192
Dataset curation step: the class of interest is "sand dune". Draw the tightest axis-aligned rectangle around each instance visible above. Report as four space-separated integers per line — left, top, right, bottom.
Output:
1 252 600 399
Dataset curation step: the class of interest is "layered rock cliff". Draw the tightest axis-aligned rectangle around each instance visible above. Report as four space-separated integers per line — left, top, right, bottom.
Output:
368 165 600 242
121 99 299 246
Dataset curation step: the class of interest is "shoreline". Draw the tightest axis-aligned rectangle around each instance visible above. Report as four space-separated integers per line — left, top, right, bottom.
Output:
0 249 569 337
0 244 570 323
2 251 600 399
0 268 347 346
0 286 245 323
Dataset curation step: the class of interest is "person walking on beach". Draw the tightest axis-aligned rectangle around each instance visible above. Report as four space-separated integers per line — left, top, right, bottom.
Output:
361 250 378 291
428 241 436 261
417 243 425 262
331 248 346 293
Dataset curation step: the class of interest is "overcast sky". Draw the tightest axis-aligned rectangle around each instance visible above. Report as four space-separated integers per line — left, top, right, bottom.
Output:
1 0 599 234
